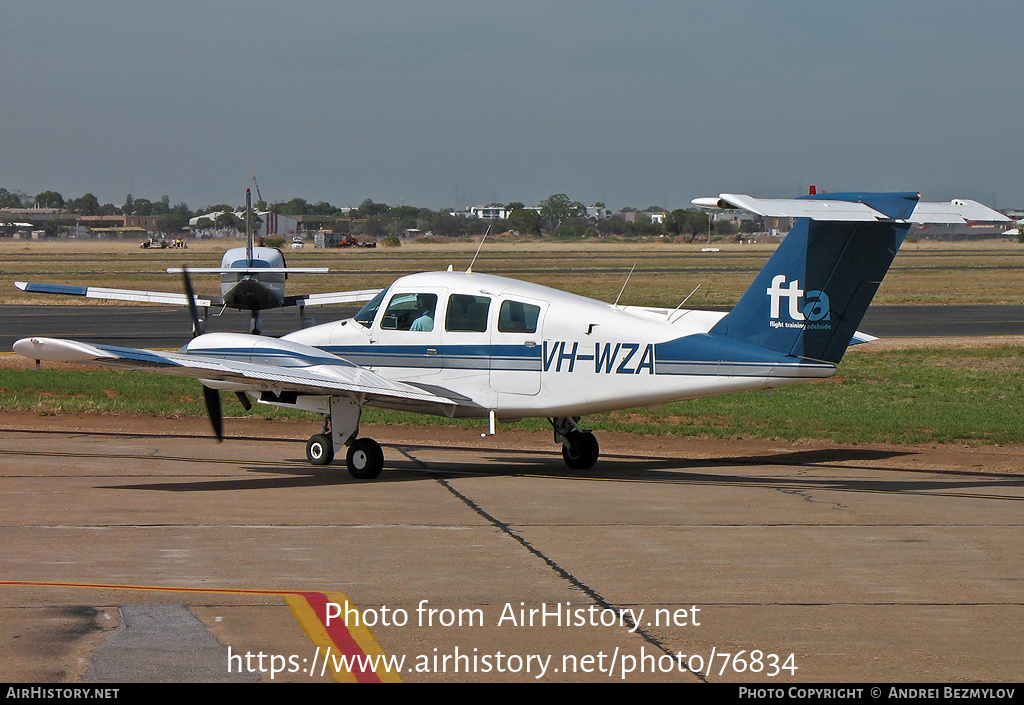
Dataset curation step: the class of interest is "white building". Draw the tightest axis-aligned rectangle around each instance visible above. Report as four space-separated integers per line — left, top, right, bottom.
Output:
469 205 511 220
189 211 298 238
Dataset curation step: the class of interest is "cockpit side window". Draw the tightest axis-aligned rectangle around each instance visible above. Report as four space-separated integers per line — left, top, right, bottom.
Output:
446 294 491 332
497 300 540 334
381 292 437 331
353 287 389 328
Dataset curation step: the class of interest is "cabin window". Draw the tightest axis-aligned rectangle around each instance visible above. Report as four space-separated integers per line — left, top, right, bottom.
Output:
380 293 437 331
497 300 540 334
354 287 389 327
445 294 490 332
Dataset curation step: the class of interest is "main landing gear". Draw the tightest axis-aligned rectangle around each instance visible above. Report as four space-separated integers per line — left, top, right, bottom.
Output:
305 396 384 479
552 416 600 470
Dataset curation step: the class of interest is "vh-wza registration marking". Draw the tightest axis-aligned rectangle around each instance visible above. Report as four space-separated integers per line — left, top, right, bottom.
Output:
543 341 656 375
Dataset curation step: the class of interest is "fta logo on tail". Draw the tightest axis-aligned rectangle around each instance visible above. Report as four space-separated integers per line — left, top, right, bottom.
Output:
766 275 830 322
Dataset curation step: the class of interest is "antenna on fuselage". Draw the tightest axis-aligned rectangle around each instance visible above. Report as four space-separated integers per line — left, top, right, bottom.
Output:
466 224 491 274
613 263 637 308
247 166 263 203
668 284 702 324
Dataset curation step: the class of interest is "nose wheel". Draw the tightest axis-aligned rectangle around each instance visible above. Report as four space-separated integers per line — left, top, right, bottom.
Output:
561 430 600 470
306 434 334 465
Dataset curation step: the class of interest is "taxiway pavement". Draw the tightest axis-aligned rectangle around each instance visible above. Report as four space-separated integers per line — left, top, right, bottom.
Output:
1 417 1021 682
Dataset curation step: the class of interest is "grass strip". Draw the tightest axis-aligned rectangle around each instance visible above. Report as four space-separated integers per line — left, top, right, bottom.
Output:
1 346 1022 446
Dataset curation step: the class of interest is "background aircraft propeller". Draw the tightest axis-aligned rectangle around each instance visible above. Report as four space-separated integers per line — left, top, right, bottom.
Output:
182 267 224 442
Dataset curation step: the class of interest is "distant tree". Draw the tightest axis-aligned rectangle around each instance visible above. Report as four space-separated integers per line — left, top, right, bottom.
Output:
540 194 584 232
156 211 188 235
0 188 26 208
431 211 464 238
362 216 388 237
508 208 542 236
309 201 342 216
683 209 709 240
275 197 310 216
69 193 100 215
713 219 737 236
34 191 64 209
215 212 244 232
199 204 233 216
663 209 688 236
357 199 390 218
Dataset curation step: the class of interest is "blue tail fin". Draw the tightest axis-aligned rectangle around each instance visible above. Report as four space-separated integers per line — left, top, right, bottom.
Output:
709 192 917 363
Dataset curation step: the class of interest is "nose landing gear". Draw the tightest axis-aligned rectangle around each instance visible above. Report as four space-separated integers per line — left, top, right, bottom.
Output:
551 417 600 470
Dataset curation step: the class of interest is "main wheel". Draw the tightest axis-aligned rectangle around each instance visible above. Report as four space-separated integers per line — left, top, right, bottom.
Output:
306 434 334 465
346 438 384 479
561 430 600 470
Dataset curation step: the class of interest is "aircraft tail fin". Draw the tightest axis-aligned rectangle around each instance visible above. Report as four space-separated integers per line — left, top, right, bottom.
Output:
245 188 254 266
701 191 1006 364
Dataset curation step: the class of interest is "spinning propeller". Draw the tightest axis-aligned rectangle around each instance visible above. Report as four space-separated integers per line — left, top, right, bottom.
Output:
182 268 223 442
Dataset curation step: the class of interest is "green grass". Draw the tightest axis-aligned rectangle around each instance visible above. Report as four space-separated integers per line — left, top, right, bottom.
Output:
3 345 1023 446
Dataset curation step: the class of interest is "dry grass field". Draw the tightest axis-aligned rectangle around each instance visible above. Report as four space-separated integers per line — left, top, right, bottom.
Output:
3 237 1024 445
3 236 1024 308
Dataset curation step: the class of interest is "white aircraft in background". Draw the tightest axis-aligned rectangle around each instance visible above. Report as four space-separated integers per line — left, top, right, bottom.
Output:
14 191 1008 479
15 190 376 334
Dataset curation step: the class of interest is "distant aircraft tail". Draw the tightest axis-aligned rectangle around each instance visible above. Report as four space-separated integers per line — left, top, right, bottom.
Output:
245 188 254 266
702 191 1006 364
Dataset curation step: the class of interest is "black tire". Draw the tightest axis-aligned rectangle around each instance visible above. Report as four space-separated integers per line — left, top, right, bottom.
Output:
561 430 599 470
346 438 384 479
306 434 334 465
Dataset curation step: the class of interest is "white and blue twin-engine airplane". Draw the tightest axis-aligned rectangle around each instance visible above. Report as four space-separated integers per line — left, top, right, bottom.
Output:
13 192 1008 479
15 190 376 334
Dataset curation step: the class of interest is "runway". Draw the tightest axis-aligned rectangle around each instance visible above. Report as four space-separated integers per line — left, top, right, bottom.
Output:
1 416 1021 682
4 304 1024 349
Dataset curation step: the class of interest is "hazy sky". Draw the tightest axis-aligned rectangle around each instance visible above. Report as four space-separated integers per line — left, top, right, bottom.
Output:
2 1 1022 211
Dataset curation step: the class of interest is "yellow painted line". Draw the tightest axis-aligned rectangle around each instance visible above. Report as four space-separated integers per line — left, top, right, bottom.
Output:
284 594 357 684
1 580 401 683
325 591 402 683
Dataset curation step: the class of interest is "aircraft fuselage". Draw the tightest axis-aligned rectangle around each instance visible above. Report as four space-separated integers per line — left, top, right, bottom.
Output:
282 270 835 420
218 247 287 311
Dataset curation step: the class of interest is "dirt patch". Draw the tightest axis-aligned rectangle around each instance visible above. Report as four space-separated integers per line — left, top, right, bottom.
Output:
1 409 1021 477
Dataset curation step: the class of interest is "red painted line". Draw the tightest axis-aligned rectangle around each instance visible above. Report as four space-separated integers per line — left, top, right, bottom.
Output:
299 592 382 683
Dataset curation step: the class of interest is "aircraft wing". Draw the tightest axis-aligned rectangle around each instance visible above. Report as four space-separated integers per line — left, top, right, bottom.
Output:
15 281 219 307
693 194 1010 223
13 336 461 416
283 289 381 307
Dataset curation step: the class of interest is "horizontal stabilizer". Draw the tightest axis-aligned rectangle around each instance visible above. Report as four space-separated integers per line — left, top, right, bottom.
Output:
693 193 1009 223
16 281 217 307
283 289 381 307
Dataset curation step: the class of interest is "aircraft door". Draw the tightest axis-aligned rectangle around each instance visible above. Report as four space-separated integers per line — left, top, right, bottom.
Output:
372 288 445 381
489 297 546 395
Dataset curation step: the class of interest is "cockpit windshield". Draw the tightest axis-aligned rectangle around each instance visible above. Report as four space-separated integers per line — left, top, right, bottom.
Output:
353 287 389 327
